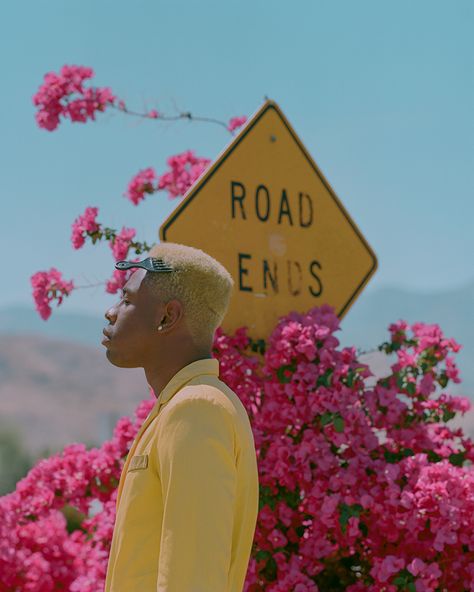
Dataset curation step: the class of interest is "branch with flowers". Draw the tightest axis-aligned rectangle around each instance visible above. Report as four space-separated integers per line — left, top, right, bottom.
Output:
30 64 247 318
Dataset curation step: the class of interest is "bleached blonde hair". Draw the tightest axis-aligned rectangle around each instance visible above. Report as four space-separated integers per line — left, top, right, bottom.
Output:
145 242 234 348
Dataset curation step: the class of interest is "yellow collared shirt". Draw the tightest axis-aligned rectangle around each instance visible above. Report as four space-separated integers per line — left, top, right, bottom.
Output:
104 358 259 591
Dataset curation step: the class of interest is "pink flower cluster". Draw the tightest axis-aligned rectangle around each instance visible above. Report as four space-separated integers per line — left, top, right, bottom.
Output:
109 227 136 261
157 150 210 199
124 151 211 204
124 167 157 205
6 308 473 590
71 206 100 249
105 262 139 295
32 206 143 309
30 268 74 320
227 115 248 132
33 65 116 131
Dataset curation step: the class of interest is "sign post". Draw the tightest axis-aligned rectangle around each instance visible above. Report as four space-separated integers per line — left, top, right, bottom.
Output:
159 100 377 340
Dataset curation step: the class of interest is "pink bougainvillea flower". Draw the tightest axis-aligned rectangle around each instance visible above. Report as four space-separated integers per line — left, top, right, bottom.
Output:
33 65 116 131
109 227 136 261
105 257 140 294
157 150 210 199
227 115 247 132
30 268 74 320
124 167 157 205
105 269 129 295
71 206 100 249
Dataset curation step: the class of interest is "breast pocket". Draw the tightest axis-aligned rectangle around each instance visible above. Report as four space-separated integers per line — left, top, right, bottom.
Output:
127 453 149 472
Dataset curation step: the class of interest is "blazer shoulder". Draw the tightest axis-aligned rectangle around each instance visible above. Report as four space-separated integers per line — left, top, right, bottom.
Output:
169 382 235 414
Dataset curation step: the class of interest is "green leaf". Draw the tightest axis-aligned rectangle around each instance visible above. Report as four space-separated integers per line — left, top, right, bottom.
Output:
320 412 333 426
384 450 399 463
449 451 465 467
345 370 355 387
339 504 350 533
427 450 442 463
255 550 271 561
438 373 449 388
277 363 295 384
316 368 333 387
261 556 277 581
333 415 345 433
443 409 456 422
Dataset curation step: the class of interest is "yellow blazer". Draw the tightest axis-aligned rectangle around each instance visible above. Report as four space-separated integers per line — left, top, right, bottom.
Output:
104 358 259 591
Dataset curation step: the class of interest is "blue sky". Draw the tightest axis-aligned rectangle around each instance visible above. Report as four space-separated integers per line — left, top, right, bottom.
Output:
1 0 473 316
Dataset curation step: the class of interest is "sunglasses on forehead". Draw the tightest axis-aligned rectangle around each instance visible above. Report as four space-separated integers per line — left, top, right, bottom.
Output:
115 257 176 273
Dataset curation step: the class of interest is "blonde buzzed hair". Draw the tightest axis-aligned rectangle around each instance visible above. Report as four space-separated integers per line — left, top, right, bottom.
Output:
145 242 234 348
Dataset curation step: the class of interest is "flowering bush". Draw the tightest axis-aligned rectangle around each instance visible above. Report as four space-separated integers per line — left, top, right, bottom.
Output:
2 310 473 591
30 65 245 314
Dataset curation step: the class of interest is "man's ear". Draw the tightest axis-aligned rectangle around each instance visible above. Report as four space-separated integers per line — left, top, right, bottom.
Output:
159 299 183 329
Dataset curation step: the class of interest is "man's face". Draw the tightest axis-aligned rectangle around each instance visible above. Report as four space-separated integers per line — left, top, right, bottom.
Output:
102 269 162 368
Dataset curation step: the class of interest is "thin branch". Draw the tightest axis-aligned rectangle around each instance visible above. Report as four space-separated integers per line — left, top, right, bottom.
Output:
108 103 232 132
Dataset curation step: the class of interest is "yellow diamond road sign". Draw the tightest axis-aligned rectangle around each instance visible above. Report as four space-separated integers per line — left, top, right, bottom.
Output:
159 100 378 340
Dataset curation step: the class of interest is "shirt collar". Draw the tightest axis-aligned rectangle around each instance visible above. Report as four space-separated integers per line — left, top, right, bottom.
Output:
156 357 219 408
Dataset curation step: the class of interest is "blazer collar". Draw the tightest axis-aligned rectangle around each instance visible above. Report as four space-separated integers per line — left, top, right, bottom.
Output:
155 357 220 409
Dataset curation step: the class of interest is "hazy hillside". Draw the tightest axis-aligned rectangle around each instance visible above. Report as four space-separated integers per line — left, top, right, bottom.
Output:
0 334 150 455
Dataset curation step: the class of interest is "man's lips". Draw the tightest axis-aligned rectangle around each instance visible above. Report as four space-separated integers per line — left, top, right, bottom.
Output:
102 328 112 345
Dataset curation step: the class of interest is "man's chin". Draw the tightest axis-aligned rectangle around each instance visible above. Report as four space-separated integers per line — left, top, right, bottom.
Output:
105 348 140 369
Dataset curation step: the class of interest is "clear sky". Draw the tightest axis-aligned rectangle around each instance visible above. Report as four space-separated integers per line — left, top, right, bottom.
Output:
1 0 473 316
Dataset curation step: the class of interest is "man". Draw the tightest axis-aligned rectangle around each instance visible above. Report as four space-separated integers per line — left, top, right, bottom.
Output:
102 242 259 592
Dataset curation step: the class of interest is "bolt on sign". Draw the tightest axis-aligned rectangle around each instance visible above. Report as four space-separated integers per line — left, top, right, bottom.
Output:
159 99 378 340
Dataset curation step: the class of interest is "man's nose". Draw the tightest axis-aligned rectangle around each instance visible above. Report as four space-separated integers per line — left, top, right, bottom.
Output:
105 306 117 322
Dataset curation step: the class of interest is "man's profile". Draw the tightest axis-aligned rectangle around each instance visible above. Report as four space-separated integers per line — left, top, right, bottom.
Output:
102 242 259 592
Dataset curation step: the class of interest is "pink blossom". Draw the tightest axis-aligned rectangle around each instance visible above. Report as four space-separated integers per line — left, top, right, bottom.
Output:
370 555 405 582
148 109 159 118
105 269 130 294
157 150 210 199
124 167 157 205
227 115 247 132
30 268 74 320
71 206 100 249
33 65 116 131
446 356 461 383
109 226 136 261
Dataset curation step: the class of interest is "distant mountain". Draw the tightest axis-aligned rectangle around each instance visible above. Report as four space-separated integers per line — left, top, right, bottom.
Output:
0 334 151 456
